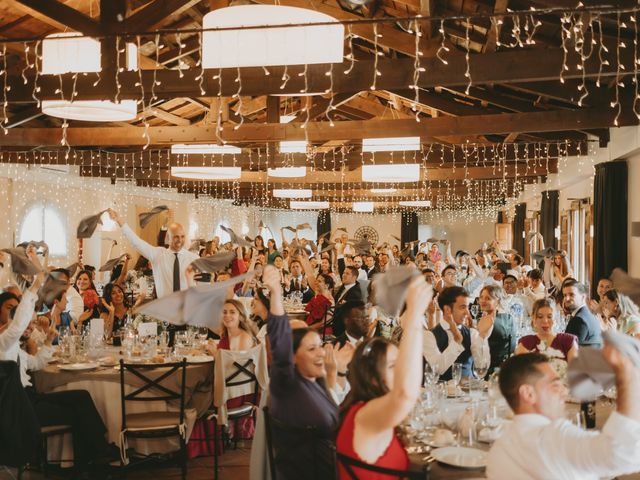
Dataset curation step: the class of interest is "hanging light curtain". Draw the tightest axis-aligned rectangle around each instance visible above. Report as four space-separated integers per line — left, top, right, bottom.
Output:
41 33 138 121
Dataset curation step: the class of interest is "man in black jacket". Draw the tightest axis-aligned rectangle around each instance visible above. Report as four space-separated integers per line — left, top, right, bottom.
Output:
333 267 364 336
563 279 602 348
333 301 369 348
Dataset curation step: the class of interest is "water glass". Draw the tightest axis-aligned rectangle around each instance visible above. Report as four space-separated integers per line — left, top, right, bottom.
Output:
473 361 489 380
452 363 463 387
158 331 169 356
122 331 136 360
468 378 484 402
424 362 439 386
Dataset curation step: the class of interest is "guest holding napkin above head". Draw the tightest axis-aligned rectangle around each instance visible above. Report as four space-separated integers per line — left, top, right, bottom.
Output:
487 342 640 480
335 275 432 478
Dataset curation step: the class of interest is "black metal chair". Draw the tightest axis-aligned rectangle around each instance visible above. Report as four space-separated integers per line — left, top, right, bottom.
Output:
262 406 336 480
119 359 188 480
337 452 430 480
204 346 264 480
321 305 336 343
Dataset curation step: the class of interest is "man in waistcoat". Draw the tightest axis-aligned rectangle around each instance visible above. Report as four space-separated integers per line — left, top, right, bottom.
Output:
423 286 493 381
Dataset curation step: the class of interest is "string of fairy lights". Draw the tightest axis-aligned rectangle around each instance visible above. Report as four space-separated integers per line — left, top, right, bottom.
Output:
0 6 635 217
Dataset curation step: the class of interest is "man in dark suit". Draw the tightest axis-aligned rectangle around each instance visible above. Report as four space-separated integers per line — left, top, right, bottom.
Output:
333 266 364 336
333 300 369 348
363 254 379 279
563 279 602 348
284 259 314 303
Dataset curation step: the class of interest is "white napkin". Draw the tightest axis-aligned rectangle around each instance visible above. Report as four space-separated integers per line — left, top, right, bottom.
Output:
137 322 158 337
90 318 104 340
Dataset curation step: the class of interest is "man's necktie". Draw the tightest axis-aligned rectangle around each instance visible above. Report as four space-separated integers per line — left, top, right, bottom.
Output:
173 253 180 292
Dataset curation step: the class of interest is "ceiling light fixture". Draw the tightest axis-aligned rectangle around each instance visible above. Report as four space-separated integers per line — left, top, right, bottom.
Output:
362 164 420 183
273 189 313 198
202 6 344 68
170 166 242 180
352 202 374 212
362 137 421 152
370 188 397 194
267 167 307 178
399 200 432 208
41 33 137 122
171 144 242 154
290 201 330 210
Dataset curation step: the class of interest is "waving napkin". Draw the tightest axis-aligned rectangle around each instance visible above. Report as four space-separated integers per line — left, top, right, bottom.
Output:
137 272 252 329
138 205 168 229
568 330 640 401
99 254 129 272
66 262 80 277
610 268 640 306
16 240 49 255
36 271 70 311
1 248 40 276
220 225 252 248
190 251 235 273
531 246 557 263
77 210 107 239
372 266 421 317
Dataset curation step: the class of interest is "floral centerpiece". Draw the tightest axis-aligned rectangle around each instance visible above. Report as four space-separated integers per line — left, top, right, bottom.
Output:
132 313 167 333
538 340 568 380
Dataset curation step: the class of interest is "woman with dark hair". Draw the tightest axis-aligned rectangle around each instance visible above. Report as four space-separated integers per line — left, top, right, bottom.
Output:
263 265 339 479
336 276 431 478
100 282 131 339
254 235 266 255
516 298 578 361
251 288 271 342
601 289 640 337
266 238 280 265
479 284 517 375
74 269 100 328
304 274 336 333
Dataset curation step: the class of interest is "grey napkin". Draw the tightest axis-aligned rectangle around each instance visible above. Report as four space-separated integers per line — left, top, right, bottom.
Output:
531 246 557 263
66 262 80 277
390 234 401 243
77 210 107 239
16 240 49 255
138 205 169 229
188 239 205 252
426 238 440 243
244 235 254 244
336 227 347 233
220 225 252 248
283 226 297 233
372 266 421 316
137 272 252 329
99 254 128 272
319 241 335 254
610 268 640 306
526 232 538 242
353 238 372 256
190 251 236 273
568 330 640 401
1 248 40 276
296 223 311 231
36 271 70 310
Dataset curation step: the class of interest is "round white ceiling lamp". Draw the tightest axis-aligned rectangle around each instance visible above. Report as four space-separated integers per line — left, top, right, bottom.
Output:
267 167 307 178
170 166 242 180
399 200 432 208
202 5 344 69
171 144 242 154
273 188 313 198
290 200 330 210
41 33 138 122
362 164 421 183
352 202 374 212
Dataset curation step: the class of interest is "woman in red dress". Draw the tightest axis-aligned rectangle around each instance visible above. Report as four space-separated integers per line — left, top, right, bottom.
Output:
336 276 432 479
304 273 336 333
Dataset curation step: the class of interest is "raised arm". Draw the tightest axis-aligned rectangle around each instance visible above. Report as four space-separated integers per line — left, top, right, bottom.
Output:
114 254 131 286
298 251 320 293
108 209 159 261
356 276 432 432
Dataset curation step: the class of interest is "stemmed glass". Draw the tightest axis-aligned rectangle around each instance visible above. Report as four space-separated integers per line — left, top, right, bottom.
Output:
424 362 439 386
451 363 463 389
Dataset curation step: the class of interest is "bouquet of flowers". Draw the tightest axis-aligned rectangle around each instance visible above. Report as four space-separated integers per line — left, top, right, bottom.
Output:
538 340 568 380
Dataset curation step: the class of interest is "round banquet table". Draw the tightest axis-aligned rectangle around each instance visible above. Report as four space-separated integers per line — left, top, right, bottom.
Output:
32 347 214 464
406 395 618 479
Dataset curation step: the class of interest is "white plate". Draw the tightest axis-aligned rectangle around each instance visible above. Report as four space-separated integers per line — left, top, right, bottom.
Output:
59 362 100 371
184 355 214 363
431 447 487 469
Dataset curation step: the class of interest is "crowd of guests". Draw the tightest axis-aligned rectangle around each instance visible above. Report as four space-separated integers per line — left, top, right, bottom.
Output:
1 208 640 479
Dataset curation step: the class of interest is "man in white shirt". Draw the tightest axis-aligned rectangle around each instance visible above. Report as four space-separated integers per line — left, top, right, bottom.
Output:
423 286 492 380
503 274 532 320
487 349 640 480
523 268 546 302
109 209 198 298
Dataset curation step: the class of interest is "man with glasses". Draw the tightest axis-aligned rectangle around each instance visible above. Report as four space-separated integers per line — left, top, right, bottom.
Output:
503 274 532 321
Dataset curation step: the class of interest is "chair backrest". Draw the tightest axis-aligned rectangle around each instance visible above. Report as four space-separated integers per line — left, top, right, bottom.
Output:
321 305 335 343
215 343 267 406
337 452 429 480
262 405 335 480
119 359 187 430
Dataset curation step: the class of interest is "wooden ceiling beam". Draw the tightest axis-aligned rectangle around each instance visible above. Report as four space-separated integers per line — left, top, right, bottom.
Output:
8 0 102 36
121 0 203 33
0 109 628 146
6 45 637 103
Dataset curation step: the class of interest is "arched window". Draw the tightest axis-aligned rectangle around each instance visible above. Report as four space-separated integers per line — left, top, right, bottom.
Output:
18 203 67 257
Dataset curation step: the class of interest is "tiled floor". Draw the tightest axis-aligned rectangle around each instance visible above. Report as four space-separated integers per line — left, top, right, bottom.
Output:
0 445 250 480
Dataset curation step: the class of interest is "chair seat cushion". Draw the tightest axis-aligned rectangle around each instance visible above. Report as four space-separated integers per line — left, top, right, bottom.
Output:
41 425 72 435
125 411 182 430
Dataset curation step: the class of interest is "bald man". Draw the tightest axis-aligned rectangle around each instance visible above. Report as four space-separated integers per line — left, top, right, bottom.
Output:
108 209 198 298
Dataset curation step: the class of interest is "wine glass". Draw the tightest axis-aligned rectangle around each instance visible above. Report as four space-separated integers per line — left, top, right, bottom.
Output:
473 361 489 380
424 362 439 386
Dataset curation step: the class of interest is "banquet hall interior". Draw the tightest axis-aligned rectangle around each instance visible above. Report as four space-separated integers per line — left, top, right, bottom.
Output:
2 0 640 479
